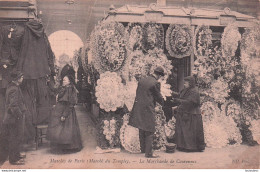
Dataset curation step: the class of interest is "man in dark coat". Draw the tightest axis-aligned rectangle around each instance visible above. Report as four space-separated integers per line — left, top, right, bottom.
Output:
129 66 164 158
0 71 26 165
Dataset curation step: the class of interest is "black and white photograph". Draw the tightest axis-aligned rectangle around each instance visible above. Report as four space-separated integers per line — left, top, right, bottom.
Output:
0 0 259 170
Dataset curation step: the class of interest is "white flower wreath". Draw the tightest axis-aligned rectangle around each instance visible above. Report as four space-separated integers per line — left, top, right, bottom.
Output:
194 25 212 57
221 23 241 57
95 71 124 112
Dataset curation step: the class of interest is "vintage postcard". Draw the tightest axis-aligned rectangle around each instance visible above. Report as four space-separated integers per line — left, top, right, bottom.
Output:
0 0 259 170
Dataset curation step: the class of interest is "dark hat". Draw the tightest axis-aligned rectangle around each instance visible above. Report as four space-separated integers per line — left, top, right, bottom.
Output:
10 70 23 80
154 66 165 76
184 75 196 88
60 64 75 80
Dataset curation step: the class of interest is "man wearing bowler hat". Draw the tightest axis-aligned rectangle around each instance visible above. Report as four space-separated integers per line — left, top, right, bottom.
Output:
129 66 164 158
0 70 26 165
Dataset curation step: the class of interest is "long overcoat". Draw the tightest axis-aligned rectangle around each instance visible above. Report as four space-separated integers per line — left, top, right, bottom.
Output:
129 76 164 133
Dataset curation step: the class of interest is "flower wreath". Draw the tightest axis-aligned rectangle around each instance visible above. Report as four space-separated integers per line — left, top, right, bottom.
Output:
166 24 193 58
194 25 212 57
91 22 128 73
201 101 220 123
142 23 164 52
128 50 149 81
120 114 140 153
95 71 124 112
240 21 260 66
221 23 241 57
145 48 173 80
125 23 144 51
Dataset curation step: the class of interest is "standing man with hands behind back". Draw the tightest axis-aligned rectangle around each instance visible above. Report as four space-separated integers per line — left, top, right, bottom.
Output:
129 66 165 158
0 71 26 165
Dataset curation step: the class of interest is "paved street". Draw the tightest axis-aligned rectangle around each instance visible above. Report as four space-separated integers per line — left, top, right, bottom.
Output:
1 105 259 169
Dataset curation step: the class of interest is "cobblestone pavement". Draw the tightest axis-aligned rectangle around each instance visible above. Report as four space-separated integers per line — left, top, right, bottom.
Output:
1 105 259 169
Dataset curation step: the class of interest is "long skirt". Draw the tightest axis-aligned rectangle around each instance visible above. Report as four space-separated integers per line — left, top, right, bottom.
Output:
47 104 82 151
175 112 205 151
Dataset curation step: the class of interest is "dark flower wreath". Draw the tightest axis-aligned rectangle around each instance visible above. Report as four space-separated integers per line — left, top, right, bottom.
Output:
166 24 193 58
93 22 128 73
142 23 164 52
194 25 212 57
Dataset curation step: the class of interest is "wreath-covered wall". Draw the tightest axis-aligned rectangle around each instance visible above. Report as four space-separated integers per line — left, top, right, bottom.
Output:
79 20 259 150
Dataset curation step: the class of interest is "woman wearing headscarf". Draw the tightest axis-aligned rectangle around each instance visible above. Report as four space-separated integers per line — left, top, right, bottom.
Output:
47 65 82 153
172 76 205 152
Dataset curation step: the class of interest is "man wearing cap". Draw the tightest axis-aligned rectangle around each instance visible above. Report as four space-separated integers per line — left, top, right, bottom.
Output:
0 71 26 165
129 66 164 158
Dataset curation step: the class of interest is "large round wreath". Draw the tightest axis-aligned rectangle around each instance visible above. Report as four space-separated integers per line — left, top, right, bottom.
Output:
194 25 212 57
142 23 164 52
92 22 128 73
95 71 124 112
221 23 241 57
126 23 143 51
166 24 193 58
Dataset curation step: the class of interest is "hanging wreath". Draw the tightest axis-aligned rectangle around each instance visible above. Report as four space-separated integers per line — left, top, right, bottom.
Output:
166 24 193 58
91 22 128 73
145 48 173 80
142 23 164 52
221 23 241 57
95 71 124 112
126 23 143 51
194 25 212 57
240 21 260 66
128 50 149 81
201 101 220 123
221 100 242 123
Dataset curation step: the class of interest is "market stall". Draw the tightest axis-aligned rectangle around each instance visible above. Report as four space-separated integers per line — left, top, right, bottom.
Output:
79 2 259 152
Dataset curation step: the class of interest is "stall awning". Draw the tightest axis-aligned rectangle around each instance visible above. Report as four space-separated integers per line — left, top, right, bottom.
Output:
105 3 256 27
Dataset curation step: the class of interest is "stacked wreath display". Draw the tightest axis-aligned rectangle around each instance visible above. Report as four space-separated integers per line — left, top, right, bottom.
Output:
166 24 193 58
221 23 241 57
142 23 164 52
91 22 128 73
194 25 212 57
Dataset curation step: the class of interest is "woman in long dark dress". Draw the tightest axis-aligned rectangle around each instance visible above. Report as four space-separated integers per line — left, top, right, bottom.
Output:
47 74 82 152
172 76 205 152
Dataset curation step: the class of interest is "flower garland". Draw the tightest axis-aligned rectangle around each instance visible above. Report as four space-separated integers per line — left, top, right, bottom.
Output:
123 79 138 112
146 48 173 80
142 23 164 52
120 114 141 153
126 23 143 51
221 23 241 57
164 116 176 139
103 118 117 145
159 79 172 101
128 50 149 81
95 72 124 112
153 104 167 150
194 25 212 57
91 22 128 73
166 24 193 58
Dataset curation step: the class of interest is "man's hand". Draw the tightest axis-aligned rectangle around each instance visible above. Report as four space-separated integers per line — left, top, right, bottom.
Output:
3 64 7 68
